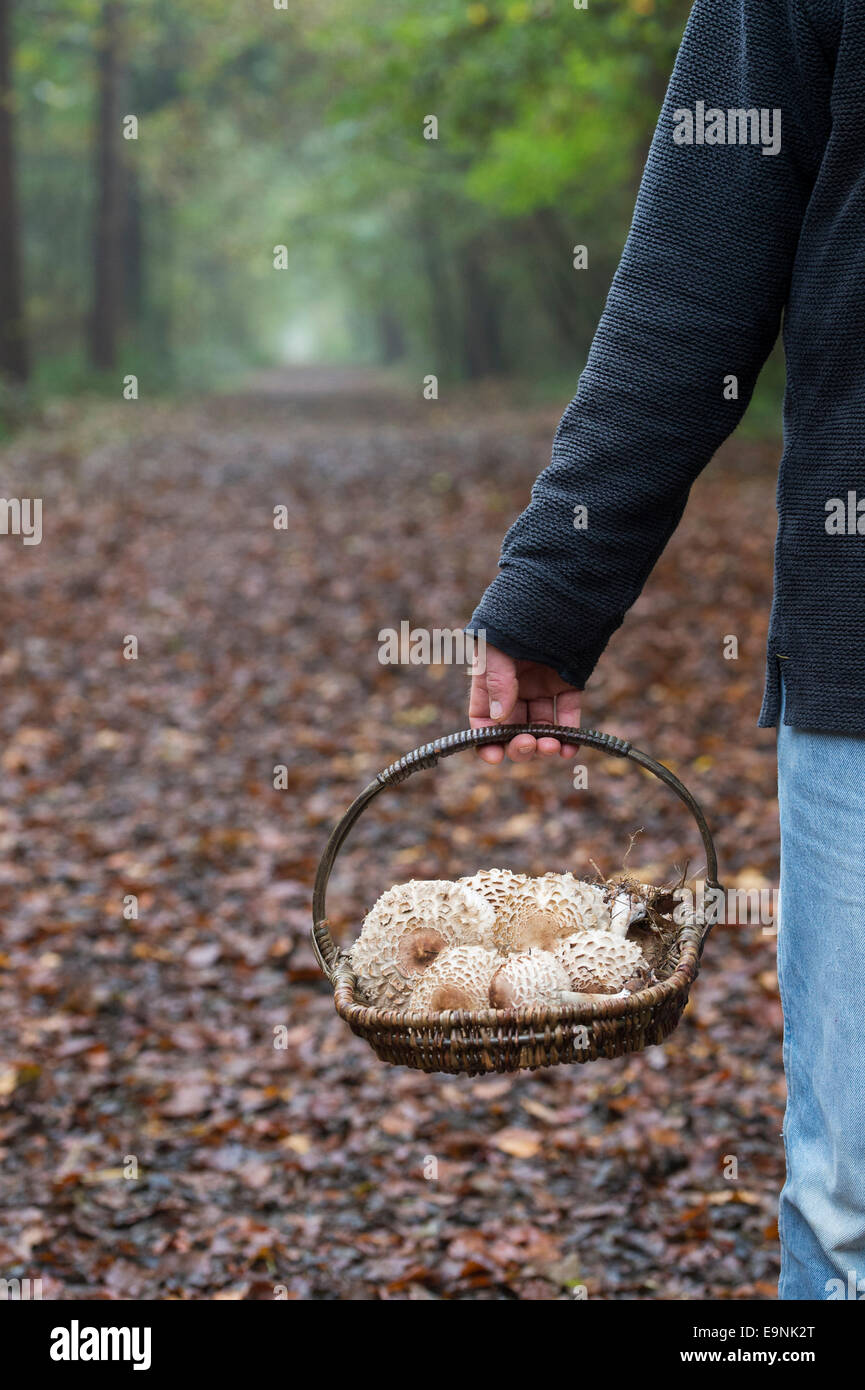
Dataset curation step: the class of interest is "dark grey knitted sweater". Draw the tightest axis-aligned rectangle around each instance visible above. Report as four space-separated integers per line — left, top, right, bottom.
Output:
468 0 865 732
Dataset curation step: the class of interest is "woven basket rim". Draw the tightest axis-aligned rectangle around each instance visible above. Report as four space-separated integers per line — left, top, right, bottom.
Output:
332 922 702 1035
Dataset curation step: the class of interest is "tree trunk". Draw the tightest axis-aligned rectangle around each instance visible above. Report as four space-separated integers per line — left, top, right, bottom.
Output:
148 191 174 379
377 306 405 365
0 0 28 382
525 208 586 350
415 203 456 374
122 160 143 330
460 238 506 380
89 1 124 371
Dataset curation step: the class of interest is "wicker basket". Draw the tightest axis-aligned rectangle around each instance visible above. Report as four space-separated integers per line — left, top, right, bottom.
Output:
311 724 722 1075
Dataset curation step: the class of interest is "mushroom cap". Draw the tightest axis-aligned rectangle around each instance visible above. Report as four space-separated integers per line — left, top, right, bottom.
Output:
407 945 500 1014
489 948 572 1010
553 929 646 994
459 868 529 952
350 879 495 1007
507 875 610 952
460 867 529 902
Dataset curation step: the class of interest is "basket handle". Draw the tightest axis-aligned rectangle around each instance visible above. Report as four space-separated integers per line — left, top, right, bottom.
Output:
310 724 722 979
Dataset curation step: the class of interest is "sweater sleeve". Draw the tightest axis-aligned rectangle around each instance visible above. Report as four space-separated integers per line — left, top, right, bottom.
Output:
468 0 835 690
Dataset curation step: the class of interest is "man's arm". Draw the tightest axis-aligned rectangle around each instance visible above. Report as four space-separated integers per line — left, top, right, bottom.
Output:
468 0 835 708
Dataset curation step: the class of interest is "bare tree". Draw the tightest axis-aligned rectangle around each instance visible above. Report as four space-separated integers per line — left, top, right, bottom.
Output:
0 0 28 382
89 1 125 371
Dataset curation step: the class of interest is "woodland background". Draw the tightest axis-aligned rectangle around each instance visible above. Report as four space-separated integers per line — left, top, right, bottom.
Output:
0 0 785 1299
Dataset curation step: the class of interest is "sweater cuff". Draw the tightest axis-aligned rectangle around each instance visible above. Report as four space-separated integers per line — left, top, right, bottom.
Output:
466 562 623 691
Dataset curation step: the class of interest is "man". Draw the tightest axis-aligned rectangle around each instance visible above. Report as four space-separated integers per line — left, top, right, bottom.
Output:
466 0 862 1300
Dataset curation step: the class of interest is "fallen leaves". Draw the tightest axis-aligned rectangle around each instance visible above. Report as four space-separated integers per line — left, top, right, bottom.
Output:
489 1127 543 1158
160 1083 214 1119
0 375 786 1299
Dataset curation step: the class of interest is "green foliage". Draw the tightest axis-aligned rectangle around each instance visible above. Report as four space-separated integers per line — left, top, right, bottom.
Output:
6 0 783 435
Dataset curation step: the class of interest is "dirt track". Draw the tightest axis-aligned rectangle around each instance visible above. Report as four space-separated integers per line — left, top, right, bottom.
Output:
0 371 784 1298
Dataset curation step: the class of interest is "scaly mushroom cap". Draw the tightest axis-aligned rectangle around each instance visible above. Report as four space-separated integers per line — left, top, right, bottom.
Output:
489 949 571 1010
459 868 529 952
507 874 609 952
350 880 495 1008
407 945 499 1013
553 929 646 994
552 874 616 930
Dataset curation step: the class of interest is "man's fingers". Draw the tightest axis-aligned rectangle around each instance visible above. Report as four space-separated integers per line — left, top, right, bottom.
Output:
524 696 558 757
468 671 490 720
506 733 537 762
555 689 582 727
481 647 519 723
552 689 581 759
470 645 520 762
467 645 583 767
524 692 582 759
477 743 504 765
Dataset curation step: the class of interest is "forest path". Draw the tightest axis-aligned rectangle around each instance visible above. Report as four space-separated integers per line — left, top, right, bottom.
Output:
0 380 783 1299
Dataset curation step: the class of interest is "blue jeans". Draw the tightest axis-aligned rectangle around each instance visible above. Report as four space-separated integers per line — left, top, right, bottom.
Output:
777 681 865 1299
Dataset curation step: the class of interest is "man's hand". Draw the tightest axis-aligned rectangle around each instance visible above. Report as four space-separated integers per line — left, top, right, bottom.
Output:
469 644 581 764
